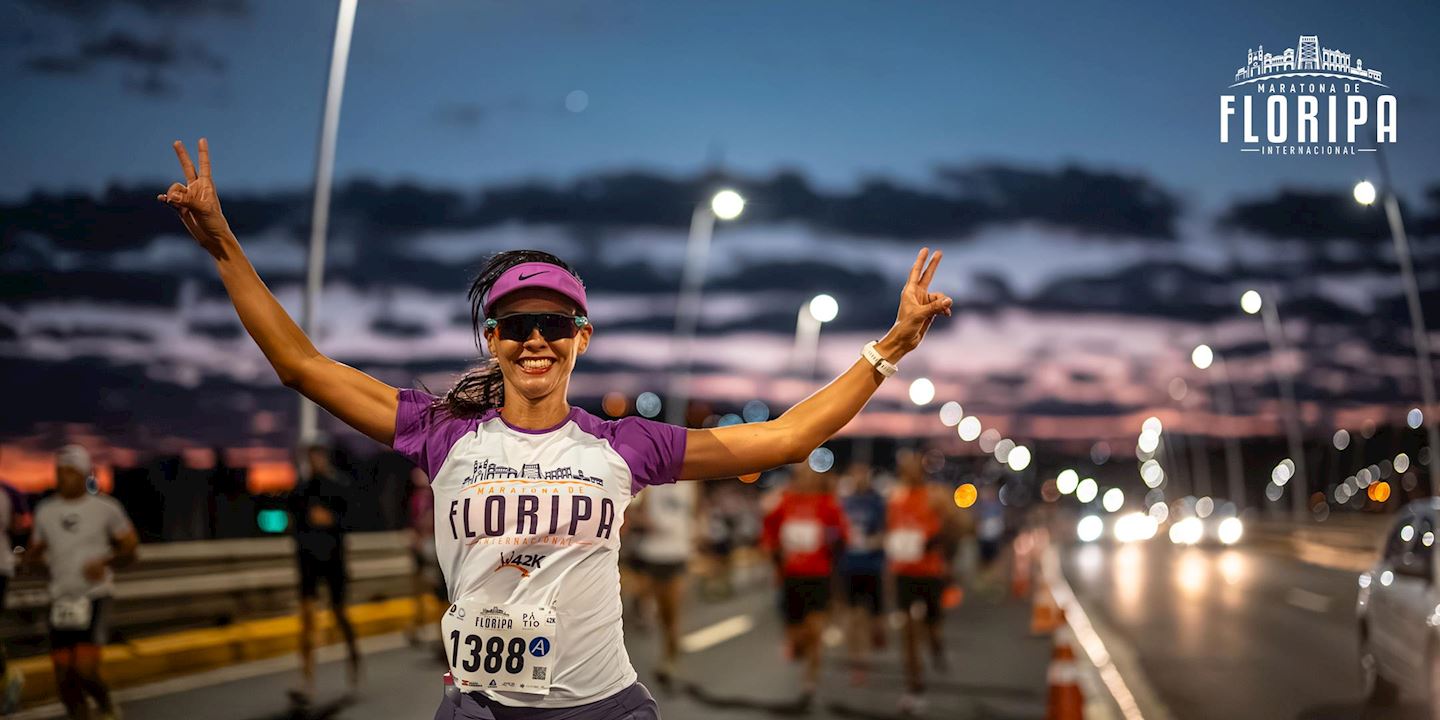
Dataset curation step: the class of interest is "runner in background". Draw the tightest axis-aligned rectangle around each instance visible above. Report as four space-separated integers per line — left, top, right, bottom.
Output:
627 482 697 689
26 445 137 720
406 466 444 647
886 449 956 716
698 485 736 600
288 439 361 706
762 464 847 708
838 463 886 684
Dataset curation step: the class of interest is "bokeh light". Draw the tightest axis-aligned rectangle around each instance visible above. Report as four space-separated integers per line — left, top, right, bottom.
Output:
808 447 835 473
1240 290 1263 315
957 416 982 442
1057 469 1079 495
1368 481 1392 503
1076 478 1098 503
978 428 1001 453
1353 179 1377 206
954 483 978 508
1137 430 1160 455
909 377 935 406
1077 515 1104 543
1395 452 1411 474
993 438 1015 464
635 391 661 418
1409 408 1425 429
1102 487 1124 513
1142 416 1163 435
742 399 770 423
939 401 963 427
1332 429 1350 451
1191 344 1213 370
807 294 839 323
602 391 628 417
1007 446 1032 472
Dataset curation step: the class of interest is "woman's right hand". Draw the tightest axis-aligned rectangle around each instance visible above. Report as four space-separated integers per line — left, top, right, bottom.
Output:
156 138 234 259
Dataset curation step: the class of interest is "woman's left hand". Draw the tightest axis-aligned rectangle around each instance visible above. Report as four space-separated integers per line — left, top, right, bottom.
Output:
882 247 952 358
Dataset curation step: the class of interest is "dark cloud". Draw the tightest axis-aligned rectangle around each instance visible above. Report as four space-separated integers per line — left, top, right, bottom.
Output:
19 30 227 96
187 320 242 341
1217 188 1391 243
26 0 247 19
939 164 1183 240
1016 399 1139 416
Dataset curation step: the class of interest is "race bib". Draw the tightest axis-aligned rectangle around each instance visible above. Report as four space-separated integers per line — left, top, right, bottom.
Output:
780 519 822 554
886 529 926 563
50 596 91 631
441 600 557 695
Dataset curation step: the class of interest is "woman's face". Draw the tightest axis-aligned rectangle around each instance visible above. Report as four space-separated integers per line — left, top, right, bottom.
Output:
484 287 592 405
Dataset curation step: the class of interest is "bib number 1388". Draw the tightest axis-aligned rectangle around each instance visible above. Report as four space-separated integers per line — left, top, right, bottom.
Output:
449 631 526 675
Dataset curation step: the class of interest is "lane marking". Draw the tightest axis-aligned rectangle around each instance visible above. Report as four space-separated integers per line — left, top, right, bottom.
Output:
679 614 754 653
1285 588 1332 613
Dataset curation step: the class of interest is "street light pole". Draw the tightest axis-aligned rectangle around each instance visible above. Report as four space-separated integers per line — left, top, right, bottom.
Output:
792 294 838 382
298 0 359 447
1192 344 1247 510
1357 155 1440 488
665 191 744 427
1245 289 1308 521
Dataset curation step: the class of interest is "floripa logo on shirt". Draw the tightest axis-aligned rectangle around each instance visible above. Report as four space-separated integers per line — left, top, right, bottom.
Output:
1220 34 1396 156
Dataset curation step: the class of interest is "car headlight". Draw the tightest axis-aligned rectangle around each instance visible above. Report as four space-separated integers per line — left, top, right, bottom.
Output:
1218 517 1244 545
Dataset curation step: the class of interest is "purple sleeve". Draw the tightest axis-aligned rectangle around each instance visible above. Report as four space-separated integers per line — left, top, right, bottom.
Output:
393 389 477 479
612 417 688 495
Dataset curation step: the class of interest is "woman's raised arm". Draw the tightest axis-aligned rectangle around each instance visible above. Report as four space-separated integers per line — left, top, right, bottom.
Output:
158 139 398 445
678 248 951 480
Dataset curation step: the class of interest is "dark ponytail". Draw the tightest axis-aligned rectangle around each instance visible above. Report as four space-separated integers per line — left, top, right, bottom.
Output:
434 250 583 418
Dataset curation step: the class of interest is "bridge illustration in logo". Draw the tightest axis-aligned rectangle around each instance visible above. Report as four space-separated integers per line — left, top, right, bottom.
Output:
1232 35 1385 88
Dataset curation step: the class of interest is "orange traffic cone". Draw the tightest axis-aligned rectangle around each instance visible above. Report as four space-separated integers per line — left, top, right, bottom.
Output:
1046 621 1084 720
1030 580 1062 635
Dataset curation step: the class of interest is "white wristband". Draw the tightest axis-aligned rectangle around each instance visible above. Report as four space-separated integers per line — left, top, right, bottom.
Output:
862 341 898 377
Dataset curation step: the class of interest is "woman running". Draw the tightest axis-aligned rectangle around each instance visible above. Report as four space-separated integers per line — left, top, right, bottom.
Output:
157 138 952 719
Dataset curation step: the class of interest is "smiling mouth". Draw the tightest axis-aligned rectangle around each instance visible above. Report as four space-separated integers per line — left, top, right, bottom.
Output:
518 358 556 375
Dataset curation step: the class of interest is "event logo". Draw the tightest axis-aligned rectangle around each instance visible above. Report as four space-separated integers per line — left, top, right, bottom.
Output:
495 551 546 577
1219 35 1396 156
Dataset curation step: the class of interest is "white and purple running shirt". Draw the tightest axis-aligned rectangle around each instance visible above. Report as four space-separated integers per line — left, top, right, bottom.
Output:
392 389 687 708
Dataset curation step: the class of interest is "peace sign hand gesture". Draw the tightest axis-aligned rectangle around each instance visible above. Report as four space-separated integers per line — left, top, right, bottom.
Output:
885 248 953 358
156 138 234 259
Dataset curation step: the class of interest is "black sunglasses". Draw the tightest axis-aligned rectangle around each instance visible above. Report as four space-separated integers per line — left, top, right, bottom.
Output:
484 313 590 342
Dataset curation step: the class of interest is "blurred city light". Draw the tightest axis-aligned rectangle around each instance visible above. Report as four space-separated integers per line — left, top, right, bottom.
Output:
1265 482 1284 502
741 399 770 423
1102 487 1124 513
953 483 978 509
1368 481 1392 502
1114 512 1158 543
602 391 628 417
718 413 742 427
710 189 745 220
1140 459 1164 488
1168 377 1188 401
1142 416 1163 435
1148 502 1169 523
1191 344 1214 370
1195 496 1214 518
1056 469 1079 495
1007 445 1032 472
1332 428 1350 450
993 438 1015 463
807 293 839 323
1353 179 1377 206
1076 478 1098 503
977 428 1001 453
1169 517 1203 545
635 391 661 418
1271 459 1293 486
1380 570 1394 587
1090 441 1111 465
1409 407 1424 429
1401 524 1415 543
957 416 982 441
1077 515 1104 543
808 447 835 473
1218 517 1244 545
257 508 288 534
1137 430 1160 455
938 401 963 427
1240 290 1263 315
1395 452 1411 474
909 377 935 406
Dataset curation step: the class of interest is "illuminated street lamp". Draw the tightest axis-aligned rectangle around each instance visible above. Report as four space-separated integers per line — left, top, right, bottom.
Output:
793 293 839 379
1355 174 1440 485
909 377 936 406
667 190 746 425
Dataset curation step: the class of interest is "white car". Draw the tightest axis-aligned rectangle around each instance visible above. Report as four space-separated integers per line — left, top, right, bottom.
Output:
1356 499 1440 711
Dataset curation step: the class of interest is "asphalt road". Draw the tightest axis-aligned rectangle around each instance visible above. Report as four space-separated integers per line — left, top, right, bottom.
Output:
1061 540 1430 720
23 578 1049 720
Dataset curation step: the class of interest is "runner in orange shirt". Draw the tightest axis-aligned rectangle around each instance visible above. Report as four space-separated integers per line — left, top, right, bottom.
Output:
886 450 956 716
762 464 847 708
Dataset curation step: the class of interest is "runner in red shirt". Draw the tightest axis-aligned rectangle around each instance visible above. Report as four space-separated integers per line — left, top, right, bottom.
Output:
886 449 957 716
762 464 847 707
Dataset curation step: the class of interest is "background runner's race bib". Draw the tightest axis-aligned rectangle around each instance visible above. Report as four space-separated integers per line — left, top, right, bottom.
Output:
441 600 557 695
50 596 91 630
780 519 823 554
886 529 926 563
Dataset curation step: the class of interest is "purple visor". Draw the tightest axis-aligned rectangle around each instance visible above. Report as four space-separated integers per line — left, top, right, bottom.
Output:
482 262 589 316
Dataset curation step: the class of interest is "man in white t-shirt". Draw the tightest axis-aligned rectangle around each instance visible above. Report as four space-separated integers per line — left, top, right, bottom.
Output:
26 445 138 720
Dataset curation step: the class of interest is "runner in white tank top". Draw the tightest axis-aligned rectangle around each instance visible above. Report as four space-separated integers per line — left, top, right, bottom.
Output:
158 137 954 717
